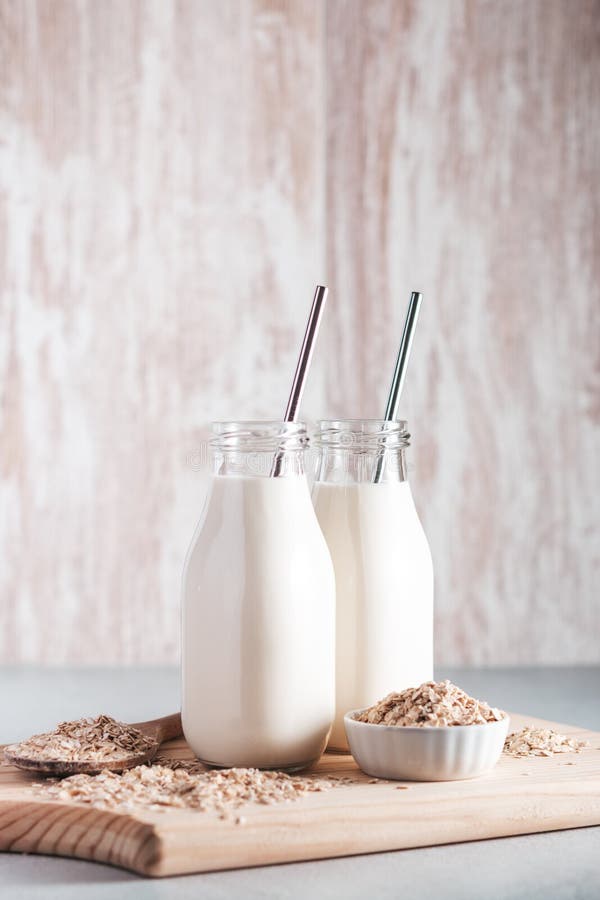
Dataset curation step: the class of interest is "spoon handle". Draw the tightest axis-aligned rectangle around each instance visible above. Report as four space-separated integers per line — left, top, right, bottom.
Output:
133 712 183 744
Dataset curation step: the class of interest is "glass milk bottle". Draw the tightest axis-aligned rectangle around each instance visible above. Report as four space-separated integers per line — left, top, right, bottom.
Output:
182 421 335 770
312 420 433 750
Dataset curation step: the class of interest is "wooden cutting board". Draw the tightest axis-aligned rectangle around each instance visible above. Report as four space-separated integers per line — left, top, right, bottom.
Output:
1 712 599 878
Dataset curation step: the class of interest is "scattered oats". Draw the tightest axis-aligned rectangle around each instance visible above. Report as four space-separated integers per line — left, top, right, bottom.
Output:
154 756 206 774
503 727 590 758
33 764 338 822
368 778 380 783
325 775 356 786
355 681 506 728
395 785 409 790
5 715 156 764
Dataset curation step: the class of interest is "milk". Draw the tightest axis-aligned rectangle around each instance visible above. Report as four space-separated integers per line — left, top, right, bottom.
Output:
182 473 335 769
313 480 433 750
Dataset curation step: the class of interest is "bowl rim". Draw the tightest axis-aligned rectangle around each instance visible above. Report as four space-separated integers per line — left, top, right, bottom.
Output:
344 708 510 734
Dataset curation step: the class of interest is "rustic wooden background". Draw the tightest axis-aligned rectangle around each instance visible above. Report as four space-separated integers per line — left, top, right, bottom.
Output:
1 0 598 665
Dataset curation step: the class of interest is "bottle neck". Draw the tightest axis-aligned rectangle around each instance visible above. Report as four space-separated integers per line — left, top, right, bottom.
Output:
211 421 308 478
314 419 410 485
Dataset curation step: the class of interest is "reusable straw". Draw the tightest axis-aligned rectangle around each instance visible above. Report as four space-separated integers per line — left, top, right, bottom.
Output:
271 285 329 476
372 291 423 483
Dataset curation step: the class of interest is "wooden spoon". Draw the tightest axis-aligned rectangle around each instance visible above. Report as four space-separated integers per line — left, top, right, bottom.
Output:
4 712 183 777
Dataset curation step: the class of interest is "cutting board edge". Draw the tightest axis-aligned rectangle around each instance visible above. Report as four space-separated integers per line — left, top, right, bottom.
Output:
2 792 599 878
146 813 600 878
0 799 162 875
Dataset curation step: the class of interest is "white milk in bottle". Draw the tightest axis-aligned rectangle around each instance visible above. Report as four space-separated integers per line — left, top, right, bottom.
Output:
312 420 433 750
182 421 335 769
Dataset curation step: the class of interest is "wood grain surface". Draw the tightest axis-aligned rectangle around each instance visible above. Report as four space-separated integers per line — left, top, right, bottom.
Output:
1 712 600 877
0 1 598 665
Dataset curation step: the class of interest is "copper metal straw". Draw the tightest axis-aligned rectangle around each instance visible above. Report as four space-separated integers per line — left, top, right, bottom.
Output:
372 291 423 483
271 285 329 476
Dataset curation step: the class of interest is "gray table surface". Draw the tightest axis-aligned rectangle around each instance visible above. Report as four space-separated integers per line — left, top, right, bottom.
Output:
1 666 599 900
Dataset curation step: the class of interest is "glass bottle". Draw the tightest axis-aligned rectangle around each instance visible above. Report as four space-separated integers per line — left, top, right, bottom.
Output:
182 421 335 770
312 420 433 750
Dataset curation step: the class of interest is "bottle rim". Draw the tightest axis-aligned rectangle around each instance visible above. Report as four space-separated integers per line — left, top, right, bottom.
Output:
316 418 408 429
314 419 410 450
211 420 308 452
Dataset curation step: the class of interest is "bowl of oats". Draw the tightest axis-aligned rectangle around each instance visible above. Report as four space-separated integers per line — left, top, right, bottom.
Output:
344 680 509 781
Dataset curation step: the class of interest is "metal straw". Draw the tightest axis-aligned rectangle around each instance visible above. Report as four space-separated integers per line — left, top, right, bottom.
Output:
271 285 329 476
372 291 423 483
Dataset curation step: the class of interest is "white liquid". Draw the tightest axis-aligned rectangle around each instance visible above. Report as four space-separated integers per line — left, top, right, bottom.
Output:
312 481 433 750
182 474 335 769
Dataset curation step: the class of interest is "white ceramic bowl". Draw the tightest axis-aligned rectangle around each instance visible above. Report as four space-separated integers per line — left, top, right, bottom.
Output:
344 710 510 781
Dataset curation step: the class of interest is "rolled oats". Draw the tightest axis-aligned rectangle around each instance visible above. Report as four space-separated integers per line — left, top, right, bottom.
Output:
355 681 506 727
503 727 589 758
33 763 339 822
5 715 156 763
